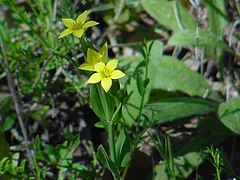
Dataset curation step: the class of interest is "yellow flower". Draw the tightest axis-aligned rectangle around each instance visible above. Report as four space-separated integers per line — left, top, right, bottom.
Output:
78 42 108 71
87 60 125 92
58 10 99 39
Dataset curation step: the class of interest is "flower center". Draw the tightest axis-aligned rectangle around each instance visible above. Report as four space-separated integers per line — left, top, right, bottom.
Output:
72 22 82 30
102 68 112 78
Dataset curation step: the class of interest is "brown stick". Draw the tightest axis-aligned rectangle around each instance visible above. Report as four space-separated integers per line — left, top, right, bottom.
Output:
0 36 33 165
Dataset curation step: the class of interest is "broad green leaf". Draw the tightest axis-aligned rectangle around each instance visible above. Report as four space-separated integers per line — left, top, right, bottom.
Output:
218 97 240 134
141 0 196 31
152 56 218 100
44 144 60 162
89 0 139 13
177 135 226 156
145 97 217 124
0 131 10 160
0 93 13 114
168 29 233 53
116 8 130 24
2 115 15 132
154 152 203 180
198 116 233 136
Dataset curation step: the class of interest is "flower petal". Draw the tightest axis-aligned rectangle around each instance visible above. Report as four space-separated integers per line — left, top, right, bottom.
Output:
111 70 125 79
62 18 75 27
101 78 112 92
99 42 108 64
58 28 73 39
77 10 88 25
73 29 84 38
78 63 95 71
87 48 100 65
94 62 105 72
82 21 99 28
107 59 118 70
87 73 103 84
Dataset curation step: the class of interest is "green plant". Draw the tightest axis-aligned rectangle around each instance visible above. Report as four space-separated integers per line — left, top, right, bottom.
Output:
0 0 240 179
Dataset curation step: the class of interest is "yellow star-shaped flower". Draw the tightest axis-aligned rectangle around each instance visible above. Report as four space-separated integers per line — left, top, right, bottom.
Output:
78 42 108 71
87 60 125 92
58 10 99 39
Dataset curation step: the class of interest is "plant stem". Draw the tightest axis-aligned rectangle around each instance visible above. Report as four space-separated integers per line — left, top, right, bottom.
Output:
0 36 33 165
135 46 150 144
121 161 130 180
108 122 116 163
108 122 121 180
80 36 88 58
216 168 221 180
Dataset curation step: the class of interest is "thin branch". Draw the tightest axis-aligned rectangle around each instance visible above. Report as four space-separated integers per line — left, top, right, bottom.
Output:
0 36 33 165
53 0 58 22
32 54 53 90
190 0 203 74
114 0 125 22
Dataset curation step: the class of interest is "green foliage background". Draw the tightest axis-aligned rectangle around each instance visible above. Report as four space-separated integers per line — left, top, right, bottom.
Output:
0 0 240 179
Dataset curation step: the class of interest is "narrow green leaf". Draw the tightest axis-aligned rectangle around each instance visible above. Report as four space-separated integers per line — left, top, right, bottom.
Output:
200 0 229 23
115 130 130 168
34 135 41 152
90 85 106 120
69 134 80 152
97 145 111 170
207 0 228 37
97 145 120 177
121 152 131 168
136 73 144 96
111 103 122 123
218 97 240 134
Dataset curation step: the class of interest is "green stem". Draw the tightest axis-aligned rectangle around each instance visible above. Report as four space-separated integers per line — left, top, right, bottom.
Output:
95 85 119 179
108 115 120 180
216 168 221 180
121 160 130 180
134 51 150 146
79 36 88 58
108 122 116 163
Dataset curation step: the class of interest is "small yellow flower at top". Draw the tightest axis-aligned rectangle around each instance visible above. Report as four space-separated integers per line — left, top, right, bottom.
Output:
78 42 108 71
58 10 99 39
87 60 125 92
